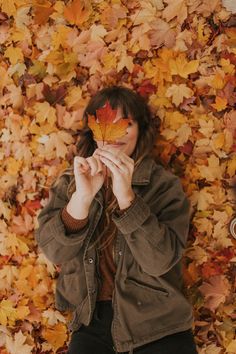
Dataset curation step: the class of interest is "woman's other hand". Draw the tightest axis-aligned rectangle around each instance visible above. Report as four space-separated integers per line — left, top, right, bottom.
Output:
96 146 135 209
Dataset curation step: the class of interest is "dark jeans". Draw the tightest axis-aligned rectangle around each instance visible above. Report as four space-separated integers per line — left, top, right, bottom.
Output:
68 301 198 354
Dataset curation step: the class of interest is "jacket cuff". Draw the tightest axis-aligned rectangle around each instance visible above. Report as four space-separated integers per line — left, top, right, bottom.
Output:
112 195 150 234
114 195 138 216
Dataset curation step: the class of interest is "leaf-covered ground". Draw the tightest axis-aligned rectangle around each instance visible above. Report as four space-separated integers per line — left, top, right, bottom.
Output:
0 0 235 353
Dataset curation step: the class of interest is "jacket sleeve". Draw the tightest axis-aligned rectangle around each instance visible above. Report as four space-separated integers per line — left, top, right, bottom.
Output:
112 172 191 277
35 175 90 264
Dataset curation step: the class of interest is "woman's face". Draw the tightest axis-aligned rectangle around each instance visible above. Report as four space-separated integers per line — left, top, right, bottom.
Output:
95 107 139 157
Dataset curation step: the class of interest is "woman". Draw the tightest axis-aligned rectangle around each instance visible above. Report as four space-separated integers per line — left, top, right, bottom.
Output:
35 86 198 354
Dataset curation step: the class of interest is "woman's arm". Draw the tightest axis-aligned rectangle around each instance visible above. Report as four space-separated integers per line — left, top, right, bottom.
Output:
35 175 91 264
112 173 191 277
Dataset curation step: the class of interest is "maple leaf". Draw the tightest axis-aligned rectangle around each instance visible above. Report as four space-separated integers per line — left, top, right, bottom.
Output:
64 0 91 26
33 4 54 25
197 155 224 182
148 19 176 49
88 101 130 143
0 299 17 326
211 96 227 111
199 275 230 312
42 309 66 326
5 331 33 354
42 84 67 106
162 0 187 25
169 54 199 79
42 323 67 352
166 84 194 106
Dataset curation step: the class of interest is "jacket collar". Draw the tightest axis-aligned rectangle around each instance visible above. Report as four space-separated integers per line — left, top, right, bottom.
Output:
132 156 155 185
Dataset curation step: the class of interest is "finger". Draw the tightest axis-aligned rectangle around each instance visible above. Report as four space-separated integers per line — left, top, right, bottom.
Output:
86 156 101 176
74 156 90 174
97 149 123 167
99 155 128 175
92 151 103 174
99 146 134 166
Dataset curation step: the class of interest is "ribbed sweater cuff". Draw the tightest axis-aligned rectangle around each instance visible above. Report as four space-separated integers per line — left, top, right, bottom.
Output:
60 205 88 233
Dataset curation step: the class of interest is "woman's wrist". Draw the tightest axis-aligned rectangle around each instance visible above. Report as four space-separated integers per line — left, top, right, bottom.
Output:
116 190 136 210
66 192 92 219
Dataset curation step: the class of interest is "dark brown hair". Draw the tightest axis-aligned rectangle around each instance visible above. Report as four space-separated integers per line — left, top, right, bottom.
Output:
51 86 159 249
77 85 158 161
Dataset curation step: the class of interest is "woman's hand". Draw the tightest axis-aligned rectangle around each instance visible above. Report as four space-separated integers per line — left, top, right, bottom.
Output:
74 154 105 204
95 146 135 209
66 154 105 220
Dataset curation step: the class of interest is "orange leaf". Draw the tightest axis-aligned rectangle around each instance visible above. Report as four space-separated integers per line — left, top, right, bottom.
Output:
64 0 91 26
34 5 54 25
42 323 68 351
88 101 130 143
211 96 227 111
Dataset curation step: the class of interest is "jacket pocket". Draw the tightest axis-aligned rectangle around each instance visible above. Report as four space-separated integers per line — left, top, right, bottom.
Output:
127 278 169 296
57 271 87 307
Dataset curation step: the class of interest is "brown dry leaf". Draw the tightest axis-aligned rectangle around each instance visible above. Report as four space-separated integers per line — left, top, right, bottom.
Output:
148 19 176 48
162 0 187 24
199 275 230 311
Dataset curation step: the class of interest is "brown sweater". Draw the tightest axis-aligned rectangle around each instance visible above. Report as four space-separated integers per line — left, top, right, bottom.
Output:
60 193 136 301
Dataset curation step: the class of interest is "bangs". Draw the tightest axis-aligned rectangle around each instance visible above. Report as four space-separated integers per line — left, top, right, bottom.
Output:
84 86 139 121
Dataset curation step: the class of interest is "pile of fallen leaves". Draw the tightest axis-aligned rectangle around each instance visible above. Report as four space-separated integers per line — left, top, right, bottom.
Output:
0 0 235 353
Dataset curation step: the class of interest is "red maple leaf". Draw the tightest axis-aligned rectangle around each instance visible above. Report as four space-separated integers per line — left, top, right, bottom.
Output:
88 101 130 143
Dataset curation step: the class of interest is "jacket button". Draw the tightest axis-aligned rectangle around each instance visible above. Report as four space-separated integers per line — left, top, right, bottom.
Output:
118 250 122 256
88 258 94 264
137 301 142 306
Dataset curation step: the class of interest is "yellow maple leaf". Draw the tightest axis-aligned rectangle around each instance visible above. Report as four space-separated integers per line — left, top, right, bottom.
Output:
64 86 82 109
164 111 187 130
6 157 23 176
51 25 72 50
5 233 29 255
212 132 225 149
0 265 18 291
166 84 194 106
102 53 117 72
210 71 225 89
64 0 91 26
34 102 57 126
117 51 134 72
0 299 17 326
28 61 47 79
169 54 199 78
0 0 17 16
4 46 24 65
211 96 228 111
220 58 235 74
198 155 225 182
43 131 74 159
16 305 30 320
226 340 236 353
0 66 11 94
42 323 68 351
227 156 236 177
